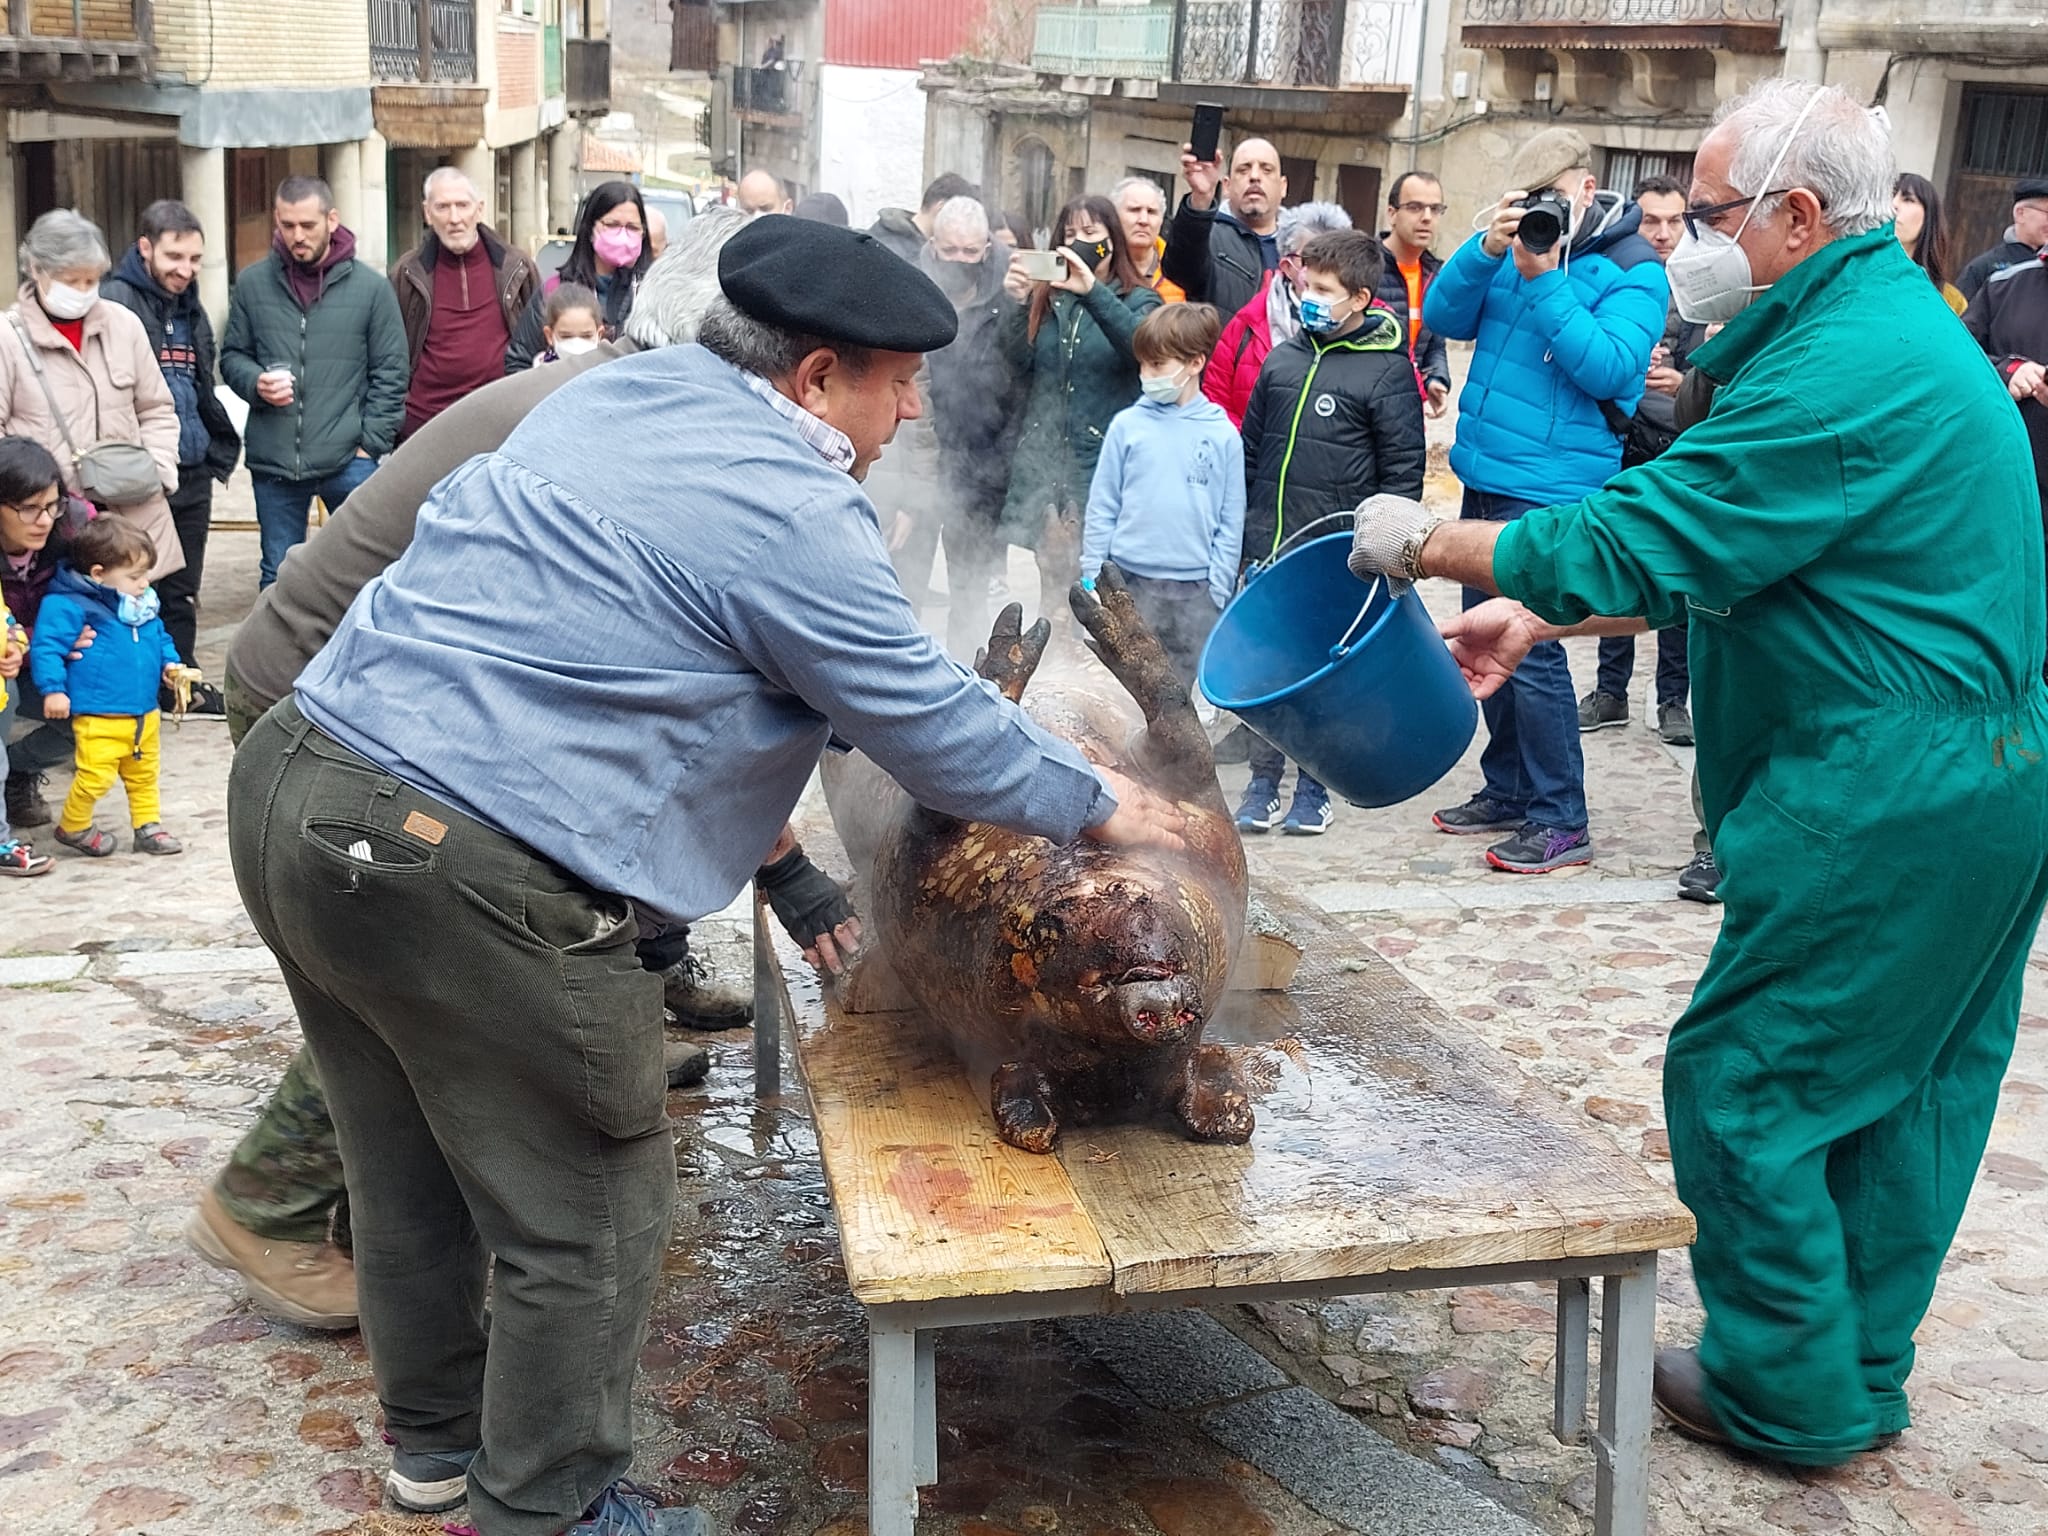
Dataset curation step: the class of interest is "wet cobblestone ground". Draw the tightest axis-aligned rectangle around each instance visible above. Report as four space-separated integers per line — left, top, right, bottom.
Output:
5 485 2048 1536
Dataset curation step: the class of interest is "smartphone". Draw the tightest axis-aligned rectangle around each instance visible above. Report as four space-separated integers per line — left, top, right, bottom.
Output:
1190 102 1225 164
1019 248 1066 282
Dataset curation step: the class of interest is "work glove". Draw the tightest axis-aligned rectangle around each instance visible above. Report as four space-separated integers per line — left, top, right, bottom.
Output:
1346 493 1439 598
757 842 856 952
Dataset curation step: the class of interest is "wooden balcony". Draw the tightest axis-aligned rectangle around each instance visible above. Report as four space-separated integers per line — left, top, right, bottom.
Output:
1460 0 1783 53
566 35 609 116
370 0 479 83
1 0 153 81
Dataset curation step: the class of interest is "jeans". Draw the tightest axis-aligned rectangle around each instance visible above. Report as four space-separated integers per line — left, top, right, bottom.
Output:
1595 617 1689 711
229 699 672 1536
251 455 377 589
1461 487 1588 830
156 465 215 664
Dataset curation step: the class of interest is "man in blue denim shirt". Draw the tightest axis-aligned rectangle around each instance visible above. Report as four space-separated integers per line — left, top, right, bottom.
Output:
226 216 1187 1536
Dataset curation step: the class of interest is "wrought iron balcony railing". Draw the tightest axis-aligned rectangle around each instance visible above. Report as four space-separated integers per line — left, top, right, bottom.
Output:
370 0 478 83
1179 0 1417 89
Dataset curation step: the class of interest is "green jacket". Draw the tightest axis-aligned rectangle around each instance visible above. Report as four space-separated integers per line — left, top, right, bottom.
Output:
1494 226 2043 840
997 280 1160 547
221 248 411 481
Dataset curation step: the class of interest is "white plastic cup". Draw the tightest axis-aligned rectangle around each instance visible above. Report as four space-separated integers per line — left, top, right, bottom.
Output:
260 365 294 403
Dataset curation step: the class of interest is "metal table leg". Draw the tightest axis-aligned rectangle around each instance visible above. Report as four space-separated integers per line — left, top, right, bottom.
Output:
751 890 780 1099
869 1313 920 1536
915 1328 938 1486
1554 1274 1590 1445
1592 1256 1658 1536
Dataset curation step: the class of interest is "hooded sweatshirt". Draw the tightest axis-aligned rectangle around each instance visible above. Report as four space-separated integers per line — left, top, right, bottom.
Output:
103 246 208 467
277 225 357 312
1082 392 1246 611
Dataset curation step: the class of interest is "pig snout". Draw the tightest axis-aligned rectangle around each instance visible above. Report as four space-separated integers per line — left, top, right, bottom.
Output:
1113 971 1201 1045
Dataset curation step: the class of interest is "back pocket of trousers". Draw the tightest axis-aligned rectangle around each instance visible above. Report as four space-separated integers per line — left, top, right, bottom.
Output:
302 817 437 877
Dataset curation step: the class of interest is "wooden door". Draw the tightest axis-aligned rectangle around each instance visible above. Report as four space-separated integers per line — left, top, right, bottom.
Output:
1337 162 1381 233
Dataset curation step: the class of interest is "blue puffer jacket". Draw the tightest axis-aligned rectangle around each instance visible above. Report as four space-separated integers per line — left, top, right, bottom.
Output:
1424 192 1670 502
28 565 179 716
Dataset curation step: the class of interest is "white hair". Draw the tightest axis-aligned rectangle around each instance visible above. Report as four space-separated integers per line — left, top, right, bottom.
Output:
624 205 748 348
1109 176 1166 211
1713 78 1894 237
1275 199 1352 256
19 208 110 279
930 196 989 243
423 166 479 202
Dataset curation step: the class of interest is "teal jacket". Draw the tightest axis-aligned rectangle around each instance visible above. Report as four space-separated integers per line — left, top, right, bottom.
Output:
221 244 410 481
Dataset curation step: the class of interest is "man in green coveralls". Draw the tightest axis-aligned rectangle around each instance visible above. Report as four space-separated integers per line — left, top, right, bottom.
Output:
1349 78 2048 1465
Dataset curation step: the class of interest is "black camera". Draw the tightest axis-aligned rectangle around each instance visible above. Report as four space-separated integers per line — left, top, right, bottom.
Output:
1515 190 1573 256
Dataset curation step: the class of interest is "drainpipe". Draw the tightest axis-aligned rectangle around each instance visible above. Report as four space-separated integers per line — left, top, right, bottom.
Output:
1407 0 1430 170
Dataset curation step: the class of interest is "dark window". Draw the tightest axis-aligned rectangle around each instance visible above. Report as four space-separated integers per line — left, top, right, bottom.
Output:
1279 154 1316 208
1601 148 1694 198
1948 86 2048 275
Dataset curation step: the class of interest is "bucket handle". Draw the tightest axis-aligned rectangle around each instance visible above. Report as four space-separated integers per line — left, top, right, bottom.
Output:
1328 576 1383 663
1243 512 1360 585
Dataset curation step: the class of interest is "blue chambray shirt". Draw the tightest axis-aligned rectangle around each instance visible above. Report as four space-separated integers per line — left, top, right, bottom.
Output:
293 344 1113 924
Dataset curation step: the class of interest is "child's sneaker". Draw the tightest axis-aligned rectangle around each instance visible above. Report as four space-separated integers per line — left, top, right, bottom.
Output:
54 824 116 858
0 839 54 877
1234 777 1283 832
1281 782 1334 835
386 1445 478 1513
133 823 183 856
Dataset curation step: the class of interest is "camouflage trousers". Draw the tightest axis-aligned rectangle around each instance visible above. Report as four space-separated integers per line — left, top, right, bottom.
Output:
215 1044 352 1247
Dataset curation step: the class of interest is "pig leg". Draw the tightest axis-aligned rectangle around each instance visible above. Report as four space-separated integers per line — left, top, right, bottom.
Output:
974 602 1052 704
990 1062 1063 1154
1172 1043 1256 1145
1070 563 1216 791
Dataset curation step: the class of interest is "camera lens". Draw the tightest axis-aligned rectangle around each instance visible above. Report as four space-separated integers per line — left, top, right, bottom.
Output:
1519 204 1563 255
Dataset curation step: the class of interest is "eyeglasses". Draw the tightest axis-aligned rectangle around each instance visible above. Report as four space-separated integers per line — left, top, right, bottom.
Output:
4 498 60 525
1683 190 1793 239
1396 201 1448 217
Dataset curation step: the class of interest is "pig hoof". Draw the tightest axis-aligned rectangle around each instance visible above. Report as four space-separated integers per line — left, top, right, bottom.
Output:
991 1062 1062 1155
1177 1044 1256 1145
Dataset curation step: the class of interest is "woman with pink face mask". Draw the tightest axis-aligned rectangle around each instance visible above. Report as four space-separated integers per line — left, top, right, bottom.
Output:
503 181 651 373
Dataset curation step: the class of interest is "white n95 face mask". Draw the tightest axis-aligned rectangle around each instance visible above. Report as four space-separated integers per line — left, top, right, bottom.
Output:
1666 85 1825 326
554 336 600 357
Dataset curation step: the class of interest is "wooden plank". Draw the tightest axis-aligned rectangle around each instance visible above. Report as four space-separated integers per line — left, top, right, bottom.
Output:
1058 885 1695 1295
764 910 1112 1308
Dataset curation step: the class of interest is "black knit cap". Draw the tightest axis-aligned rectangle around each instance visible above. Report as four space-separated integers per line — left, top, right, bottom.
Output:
718 214 958 352
2016 176 2048 204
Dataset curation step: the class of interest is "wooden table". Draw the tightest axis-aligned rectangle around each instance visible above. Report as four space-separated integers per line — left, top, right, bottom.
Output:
748 883 1694 1536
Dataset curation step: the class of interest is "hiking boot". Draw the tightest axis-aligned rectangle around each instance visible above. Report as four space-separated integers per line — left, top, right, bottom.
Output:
1281 782 1333 835
54 823 116 858
1432 794 1522 836
567 1481 707 1536
1658 702 1695 746
1677 850 1723 904
1653 1347 1731 1447
1234 777 1282 832
665 1039 711 1089
0 839 54 877
1485 823 1593 874
387 1446 478 1513
660 953 752 1031
184 1187 358 1329
1577 690 1628 732
133 822 184 856
1212 722 1253 764
5 772 51 828
160 678 228 720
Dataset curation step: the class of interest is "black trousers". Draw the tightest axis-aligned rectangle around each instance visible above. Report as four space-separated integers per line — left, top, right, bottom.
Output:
1595 617 1689 711
156 464 214 665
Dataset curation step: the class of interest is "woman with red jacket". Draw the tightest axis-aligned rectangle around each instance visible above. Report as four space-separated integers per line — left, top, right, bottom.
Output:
1202 201 1353 427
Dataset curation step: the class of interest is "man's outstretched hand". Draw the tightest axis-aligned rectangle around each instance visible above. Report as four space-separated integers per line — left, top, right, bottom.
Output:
1084 765 1189 855
1439 599 1546 700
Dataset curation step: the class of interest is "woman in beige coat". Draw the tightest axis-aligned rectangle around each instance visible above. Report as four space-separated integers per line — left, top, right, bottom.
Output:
0 209 182 580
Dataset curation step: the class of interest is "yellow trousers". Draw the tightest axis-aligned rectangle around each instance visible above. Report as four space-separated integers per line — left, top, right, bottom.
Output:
61 711 162 833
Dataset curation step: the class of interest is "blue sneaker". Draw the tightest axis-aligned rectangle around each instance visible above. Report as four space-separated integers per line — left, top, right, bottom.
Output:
1281 782 1333 835
1235 777 1282 832
386 1446 477 1513
568 1481 708 1536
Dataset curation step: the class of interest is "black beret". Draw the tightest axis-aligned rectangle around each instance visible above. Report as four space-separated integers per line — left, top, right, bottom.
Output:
718 214 958 353
2016 176 2048 204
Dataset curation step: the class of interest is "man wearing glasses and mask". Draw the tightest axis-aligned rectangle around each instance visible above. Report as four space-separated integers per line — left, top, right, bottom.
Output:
1351 79 2047 1473
1376 172 1452 418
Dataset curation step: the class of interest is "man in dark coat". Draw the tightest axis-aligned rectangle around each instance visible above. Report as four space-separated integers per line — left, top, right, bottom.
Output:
1163 138 1287 324
868 172 978 264
1376 170 1451 414
1958 176 2048 305
98 198 241 713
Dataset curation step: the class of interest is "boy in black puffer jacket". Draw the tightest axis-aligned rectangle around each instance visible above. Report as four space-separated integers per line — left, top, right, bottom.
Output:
1237 229 1426 835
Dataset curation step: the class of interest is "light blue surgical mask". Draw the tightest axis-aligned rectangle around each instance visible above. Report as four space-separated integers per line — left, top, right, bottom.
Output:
1298 294 1351 334
115 587 159 627
1139 367 1189 405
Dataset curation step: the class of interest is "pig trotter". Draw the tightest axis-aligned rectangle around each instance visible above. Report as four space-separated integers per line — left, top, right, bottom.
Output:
991 1062 1063 1154
1071 563 1215 787
975 603 1052 703
1175 1043 1255 1144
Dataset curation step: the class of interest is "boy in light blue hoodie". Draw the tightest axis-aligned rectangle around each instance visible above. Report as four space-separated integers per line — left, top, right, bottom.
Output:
1081 302 1244 690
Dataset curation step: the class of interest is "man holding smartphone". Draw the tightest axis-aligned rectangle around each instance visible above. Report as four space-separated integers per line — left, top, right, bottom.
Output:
1165 135 1287 322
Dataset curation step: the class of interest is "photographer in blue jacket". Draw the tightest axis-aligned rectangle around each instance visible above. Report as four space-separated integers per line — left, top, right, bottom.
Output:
1422 127 1669 874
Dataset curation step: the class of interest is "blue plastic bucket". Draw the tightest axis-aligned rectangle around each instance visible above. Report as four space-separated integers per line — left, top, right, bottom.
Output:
1198 533 1477 808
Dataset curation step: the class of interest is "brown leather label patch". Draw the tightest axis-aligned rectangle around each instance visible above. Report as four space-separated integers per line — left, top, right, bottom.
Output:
402 810 448 846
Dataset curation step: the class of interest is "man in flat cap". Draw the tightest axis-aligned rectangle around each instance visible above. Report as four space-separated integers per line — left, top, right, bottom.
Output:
225 215 1190 1536
1957 174 2048 305
1420 125 1668 875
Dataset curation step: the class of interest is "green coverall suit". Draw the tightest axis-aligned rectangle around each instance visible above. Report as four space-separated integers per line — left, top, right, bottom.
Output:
1492 226 2048 1463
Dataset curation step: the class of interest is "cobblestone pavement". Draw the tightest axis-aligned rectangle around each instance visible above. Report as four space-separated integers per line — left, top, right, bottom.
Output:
4 477 2047 1536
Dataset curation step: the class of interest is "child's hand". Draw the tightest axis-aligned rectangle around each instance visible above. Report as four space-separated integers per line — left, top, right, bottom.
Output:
163 663 181 683
0 643 20 681
43 693 71 721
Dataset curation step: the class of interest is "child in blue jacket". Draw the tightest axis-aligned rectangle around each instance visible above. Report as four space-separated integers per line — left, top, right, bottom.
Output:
29 517 185 856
